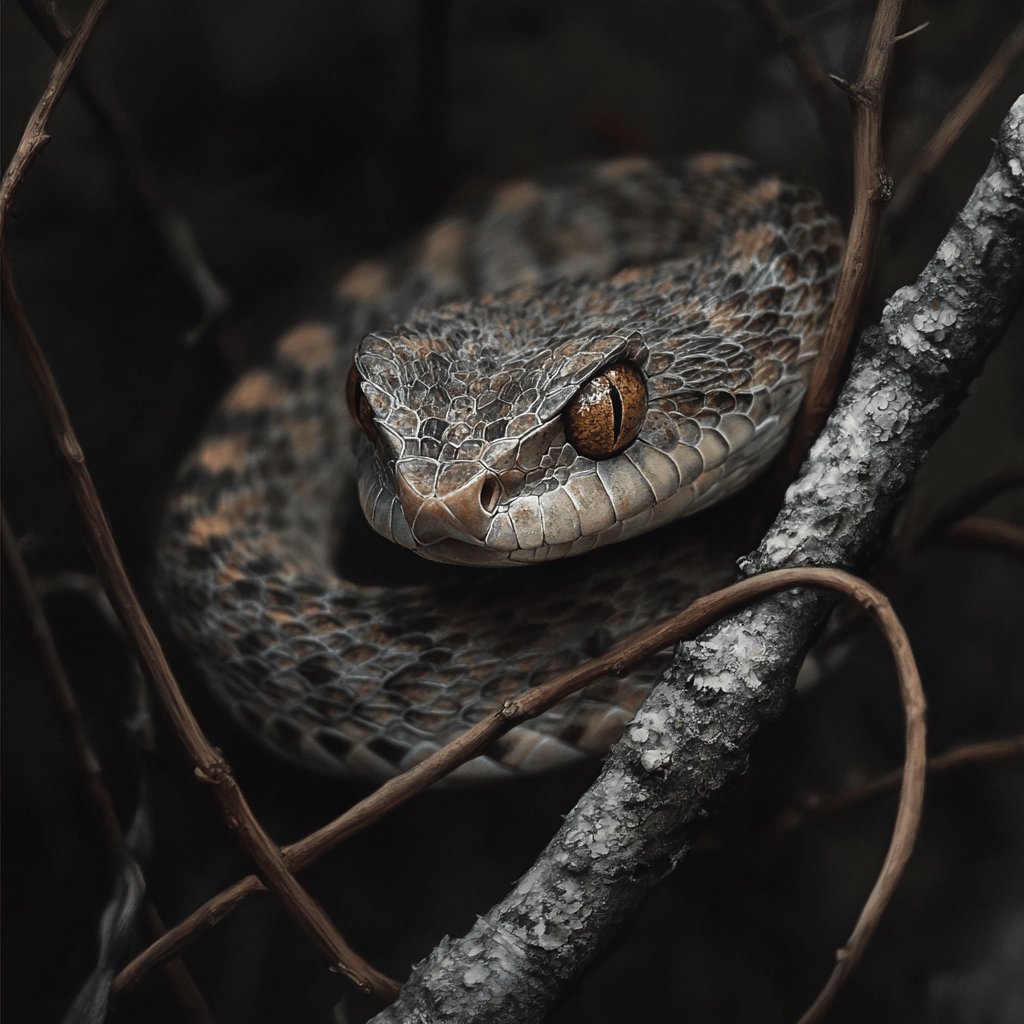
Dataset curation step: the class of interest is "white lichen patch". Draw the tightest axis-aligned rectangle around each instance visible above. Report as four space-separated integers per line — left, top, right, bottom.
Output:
529 877 587 950
514 863 545 898
756 379 892 564
627 706 678 772
686 631 766 693
640 748 671 771
936 237 961 266
628 707 671 744
911 303 958 343
463 963 490 986
562 799 625 858
898 321 931 355
785 382 880 507
863 385 910 440
602 766 642 803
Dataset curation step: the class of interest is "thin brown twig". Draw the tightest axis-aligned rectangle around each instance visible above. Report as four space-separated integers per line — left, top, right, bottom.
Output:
0 4 397 999
889 19 1024 223
1 510 217 1023
115 565 927 1018
916 469 1024 546
942 516 1024 555
1 256 399 1002
794 574 926 1023
2 509 121 848
776 734 1024 833
0 0 113 233
783 0 908 477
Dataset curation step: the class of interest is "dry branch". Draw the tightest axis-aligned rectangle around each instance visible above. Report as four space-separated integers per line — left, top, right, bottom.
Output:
2 265 399 1002
1 512 215 1022
14 0 231 343
785 0 907 472
0 0 113 232
916 469 1024 546
1 0 397 1002
942 516 1024 555
369 95 1024 1024
110 569 918 996
2 259 399 1000
776 734 1024 832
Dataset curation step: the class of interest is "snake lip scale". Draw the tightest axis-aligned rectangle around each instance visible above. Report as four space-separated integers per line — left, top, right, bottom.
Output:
157 154 842 782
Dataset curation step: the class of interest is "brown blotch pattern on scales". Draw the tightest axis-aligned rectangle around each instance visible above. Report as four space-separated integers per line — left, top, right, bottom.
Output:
157 155 842 782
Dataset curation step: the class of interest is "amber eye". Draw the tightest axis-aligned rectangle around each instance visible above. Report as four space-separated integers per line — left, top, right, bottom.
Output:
345 364 378 442
563 362 647 459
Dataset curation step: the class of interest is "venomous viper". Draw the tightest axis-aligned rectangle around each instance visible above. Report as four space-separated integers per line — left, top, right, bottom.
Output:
157 154 842 782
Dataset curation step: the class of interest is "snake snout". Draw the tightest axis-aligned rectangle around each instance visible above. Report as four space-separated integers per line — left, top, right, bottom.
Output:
393 458 500 547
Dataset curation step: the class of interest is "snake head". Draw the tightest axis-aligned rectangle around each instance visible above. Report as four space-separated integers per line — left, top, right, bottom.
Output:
346 261 814 566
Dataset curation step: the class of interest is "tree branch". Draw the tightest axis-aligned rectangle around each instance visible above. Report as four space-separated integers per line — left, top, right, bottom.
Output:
370 95 1024 1024
108 569 916 997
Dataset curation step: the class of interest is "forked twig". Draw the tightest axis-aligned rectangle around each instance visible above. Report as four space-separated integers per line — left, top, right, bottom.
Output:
2 510 123 848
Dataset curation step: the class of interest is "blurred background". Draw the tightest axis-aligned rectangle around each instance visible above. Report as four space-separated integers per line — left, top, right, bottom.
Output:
3 1 1023 1021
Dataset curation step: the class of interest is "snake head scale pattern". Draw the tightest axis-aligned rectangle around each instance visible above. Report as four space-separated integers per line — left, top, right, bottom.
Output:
157 155 842 780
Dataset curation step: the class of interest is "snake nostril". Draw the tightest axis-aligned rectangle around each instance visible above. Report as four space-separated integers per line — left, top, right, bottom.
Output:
480 476 501 514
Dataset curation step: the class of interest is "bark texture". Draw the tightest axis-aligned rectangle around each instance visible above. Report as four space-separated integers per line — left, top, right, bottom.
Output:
371 96 1024 1024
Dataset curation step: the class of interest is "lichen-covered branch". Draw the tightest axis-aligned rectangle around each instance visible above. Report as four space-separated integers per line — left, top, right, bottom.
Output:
372 95 1024 1024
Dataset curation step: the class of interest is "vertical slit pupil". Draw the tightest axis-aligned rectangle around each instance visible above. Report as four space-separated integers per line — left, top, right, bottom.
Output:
608 382 623 440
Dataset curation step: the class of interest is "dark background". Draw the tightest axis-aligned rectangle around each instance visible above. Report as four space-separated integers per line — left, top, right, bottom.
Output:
3 1 1023 1021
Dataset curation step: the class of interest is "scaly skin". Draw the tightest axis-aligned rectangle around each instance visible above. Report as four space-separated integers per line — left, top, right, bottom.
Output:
156 155 842 781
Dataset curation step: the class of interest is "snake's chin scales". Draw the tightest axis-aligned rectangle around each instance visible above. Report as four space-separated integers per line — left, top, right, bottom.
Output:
158 154 842 781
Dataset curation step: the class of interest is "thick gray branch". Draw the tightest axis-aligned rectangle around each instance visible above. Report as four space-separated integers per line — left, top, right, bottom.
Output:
373 96 1024 1024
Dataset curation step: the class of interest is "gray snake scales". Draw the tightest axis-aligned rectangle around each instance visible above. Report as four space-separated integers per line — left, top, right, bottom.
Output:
156 154 842 781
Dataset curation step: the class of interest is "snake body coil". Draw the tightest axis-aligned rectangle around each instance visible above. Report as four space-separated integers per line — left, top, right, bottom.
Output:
157 155 842 781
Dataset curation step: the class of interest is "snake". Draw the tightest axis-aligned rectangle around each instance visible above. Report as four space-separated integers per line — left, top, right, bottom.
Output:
156 154 842 782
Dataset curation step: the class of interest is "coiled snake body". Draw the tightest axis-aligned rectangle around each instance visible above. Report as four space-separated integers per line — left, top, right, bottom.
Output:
157 155 842 781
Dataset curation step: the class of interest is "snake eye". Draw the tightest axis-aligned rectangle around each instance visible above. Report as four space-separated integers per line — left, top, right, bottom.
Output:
346 364 378 442
563 361 647 460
